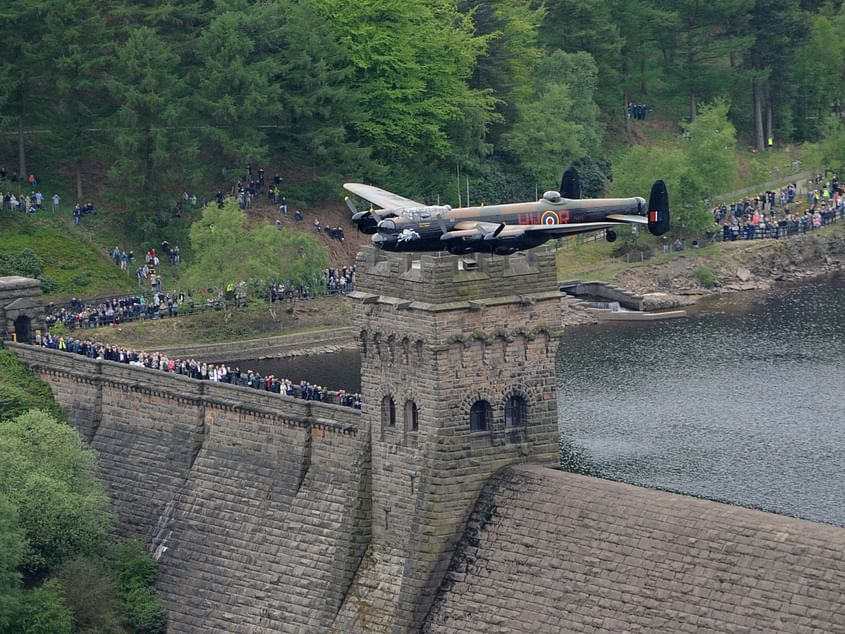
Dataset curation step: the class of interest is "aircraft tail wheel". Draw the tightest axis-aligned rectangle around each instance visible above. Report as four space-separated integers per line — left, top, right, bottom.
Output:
606 229 617 243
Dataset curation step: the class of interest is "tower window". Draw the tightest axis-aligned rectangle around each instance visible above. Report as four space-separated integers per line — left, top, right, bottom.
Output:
470 400 492 432
382 396 396 427
504 395 527 427
405 400 419 432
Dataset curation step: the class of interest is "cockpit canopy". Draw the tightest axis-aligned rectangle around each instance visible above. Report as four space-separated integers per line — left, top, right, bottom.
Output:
397 205 451 222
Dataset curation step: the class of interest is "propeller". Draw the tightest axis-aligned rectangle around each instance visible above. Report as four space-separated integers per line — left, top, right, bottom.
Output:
483 223 507 240
347 196 380 234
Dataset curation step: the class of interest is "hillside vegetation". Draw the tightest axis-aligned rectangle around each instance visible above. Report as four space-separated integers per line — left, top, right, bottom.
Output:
2 0 845 303
3 1 845 229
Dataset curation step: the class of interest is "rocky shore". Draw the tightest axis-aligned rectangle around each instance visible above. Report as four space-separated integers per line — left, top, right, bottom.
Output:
612 223 845 309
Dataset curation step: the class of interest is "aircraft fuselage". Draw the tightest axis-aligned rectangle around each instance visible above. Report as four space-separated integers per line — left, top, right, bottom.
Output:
373 196 646 253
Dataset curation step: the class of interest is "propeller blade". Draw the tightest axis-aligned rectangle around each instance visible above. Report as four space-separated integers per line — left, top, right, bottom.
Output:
345 196 358 215
483 223 507 240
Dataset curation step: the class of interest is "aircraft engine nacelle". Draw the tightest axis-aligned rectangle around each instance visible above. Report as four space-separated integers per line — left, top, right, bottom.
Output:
353 212 380 234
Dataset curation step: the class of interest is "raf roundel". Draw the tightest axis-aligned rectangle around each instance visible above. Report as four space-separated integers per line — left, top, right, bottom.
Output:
541 211 559 225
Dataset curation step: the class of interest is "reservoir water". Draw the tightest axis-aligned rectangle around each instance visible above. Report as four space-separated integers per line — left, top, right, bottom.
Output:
557 273 845 527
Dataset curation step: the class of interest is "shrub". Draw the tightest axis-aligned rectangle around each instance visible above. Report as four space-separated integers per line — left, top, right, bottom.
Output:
696 266 718 288
16 579 73 634
122 586 167 634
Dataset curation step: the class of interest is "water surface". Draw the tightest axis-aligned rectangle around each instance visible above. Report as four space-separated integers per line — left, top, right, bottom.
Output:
557 274 845 526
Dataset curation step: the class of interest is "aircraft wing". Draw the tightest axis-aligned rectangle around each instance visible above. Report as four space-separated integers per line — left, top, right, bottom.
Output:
607 214 648 224
440 220 623 242
495 221 622 238
343 183 423 210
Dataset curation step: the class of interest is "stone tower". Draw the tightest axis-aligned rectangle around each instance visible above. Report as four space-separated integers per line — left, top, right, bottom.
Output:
333 246 574 633
0 276 44 344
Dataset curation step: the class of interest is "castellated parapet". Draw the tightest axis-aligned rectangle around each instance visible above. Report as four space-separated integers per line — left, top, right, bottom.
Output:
333 246 575 633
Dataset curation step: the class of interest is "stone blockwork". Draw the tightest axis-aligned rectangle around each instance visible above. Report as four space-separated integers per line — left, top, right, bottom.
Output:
0 276 44 343
424 464 845 633
9 343 370 633
334 247 578 633
9 234 845 634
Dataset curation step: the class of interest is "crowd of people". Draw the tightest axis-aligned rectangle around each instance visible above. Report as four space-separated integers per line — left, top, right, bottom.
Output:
44 294 189 330
627 102 650 120
34 333 362 409
709 178 844 243
45 264 357 331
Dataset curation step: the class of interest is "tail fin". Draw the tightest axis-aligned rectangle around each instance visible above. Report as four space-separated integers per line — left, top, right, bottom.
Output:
560 167 581 200
647 180 670 236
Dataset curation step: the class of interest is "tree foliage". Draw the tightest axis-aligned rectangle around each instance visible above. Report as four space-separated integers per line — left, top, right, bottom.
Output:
0 350 65 423
0 0 842 230
107 27 198 237
0 410 111 574
0 496 25 631
612 100 736 235
183 199 329 292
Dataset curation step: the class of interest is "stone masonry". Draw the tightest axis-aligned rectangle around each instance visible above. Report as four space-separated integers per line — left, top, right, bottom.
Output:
10 343 370 632
10 246 845 633
0 276 44 343
331 246 579 633
424 465 845 633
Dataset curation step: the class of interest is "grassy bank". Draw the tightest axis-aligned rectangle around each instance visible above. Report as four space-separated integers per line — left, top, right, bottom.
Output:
0 212 136 300
67 295 353 349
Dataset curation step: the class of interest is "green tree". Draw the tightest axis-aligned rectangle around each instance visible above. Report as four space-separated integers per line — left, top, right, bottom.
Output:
793 14 845 140
107 27 198 237
0 350 65 423
0 410 111 574
182 199 329 292
0 497 25 631
683 99 738 198
502 50 602 191
0 1 55 180
192 1 281 177
655 0 753 122
266 0 370 189
15 579 73 634
315 0 496 190
54 556 125 634
457 0 545 145
42 0 115 200
536 50 603 155
614 99 735 237
539 0 624 113
741 0 810 150
816 115 845 176
610 0 678 130
502 83 584 189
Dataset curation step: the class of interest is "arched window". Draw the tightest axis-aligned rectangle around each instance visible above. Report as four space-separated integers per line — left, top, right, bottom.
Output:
504 395 527 427
470 400 492 432
405 400 419 432
382 396 396 427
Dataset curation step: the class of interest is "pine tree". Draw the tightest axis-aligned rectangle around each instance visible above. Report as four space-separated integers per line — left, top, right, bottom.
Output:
107 27 197 237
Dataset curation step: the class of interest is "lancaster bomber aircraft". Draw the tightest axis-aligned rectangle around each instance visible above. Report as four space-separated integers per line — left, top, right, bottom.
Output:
344 168 669 256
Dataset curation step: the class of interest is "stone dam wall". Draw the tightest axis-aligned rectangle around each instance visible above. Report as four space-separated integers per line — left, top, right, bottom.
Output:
9 245 845 634
9 343 370 633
